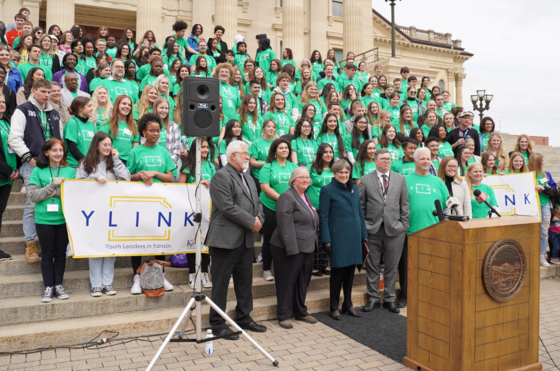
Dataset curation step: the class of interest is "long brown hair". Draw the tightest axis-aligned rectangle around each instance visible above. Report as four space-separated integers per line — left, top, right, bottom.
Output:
514 134 534 155
239 94 258 125
398 105 416 135
81 132 114 174
379 124 401 149
508 152 528 174
437 157 462 183
107 95 137 138
36 139 69 168
481 152 498 174
528 153 546 178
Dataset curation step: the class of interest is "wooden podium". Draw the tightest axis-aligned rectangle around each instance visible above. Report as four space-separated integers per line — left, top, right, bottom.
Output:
403 216 542 371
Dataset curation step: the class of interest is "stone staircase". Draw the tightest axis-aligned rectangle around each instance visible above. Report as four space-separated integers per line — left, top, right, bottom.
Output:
0 181 369 352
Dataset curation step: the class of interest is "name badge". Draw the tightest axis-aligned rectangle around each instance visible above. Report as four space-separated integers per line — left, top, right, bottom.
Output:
47 204 59 212
123 128 132 135
7 147 15 154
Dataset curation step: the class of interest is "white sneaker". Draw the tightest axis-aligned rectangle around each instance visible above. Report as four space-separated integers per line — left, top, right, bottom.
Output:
20 186 26 194
163 273 174 291
229 275 233 284
263 270 274 281
41 286 54 303
541 254 551 267
189 273 196 288
202 273 212 288
131 274 142 295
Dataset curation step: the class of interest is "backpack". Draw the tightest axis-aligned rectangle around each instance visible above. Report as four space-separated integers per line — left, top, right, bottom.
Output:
136 259 171 297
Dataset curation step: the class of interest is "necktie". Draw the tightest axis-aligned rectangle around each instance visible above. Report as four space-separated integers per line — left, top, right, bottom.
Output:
240 173 251 195
382 175 388 198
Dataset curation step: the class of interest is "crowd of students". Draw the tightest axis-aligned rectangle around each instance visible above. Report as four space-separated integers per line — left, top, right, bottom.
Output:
0 8 558 304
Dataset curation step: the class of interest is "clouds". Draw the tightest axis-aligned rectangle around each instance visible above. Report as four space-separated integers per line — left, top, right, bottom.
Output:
372 0 560 144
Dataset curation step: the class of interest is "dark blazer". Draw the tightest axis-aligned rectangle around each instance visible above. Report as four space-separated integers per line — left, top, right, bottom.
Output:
358 170 409 237
270 187 318 256
417 113 443 127
205 163 265 249
2 85 16 120
447 127 481 156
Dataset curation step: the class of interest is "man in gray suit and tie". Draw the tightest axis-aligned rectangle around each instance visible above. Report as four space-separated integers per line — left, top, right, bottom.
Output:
358 148 410 313
205 141 267 340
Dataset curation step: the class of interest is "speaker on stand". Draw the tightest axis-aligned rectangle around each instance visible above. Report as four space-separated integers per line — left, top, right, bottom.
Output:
182 76 221 137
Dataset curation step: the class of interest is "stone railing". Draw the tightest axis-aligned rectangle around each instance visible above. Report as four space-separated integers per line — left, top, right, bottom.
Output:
397 25 462 48
354 48 379 66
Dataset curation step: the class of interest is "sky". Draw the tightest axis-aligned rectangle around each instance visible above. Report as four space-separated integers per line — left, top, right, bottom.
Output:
372 0 560 145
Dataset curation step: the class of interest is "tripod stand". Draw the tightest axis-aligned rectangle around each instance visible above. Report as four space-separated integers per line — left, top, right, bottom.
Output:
147 137 279 370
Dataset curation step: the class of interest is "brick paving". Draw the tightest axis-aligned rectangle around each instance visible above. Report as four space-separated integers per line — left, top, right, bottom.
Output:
2 278 560 371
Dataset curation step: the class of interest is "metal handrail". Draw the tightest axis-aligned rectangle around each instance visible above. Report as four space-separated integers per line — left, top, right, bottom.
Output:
354 48 379 65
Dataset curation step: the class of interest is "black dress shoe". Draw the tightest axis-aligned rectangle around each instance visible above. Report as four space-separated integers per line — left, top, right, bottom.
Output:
214 328 239 341
321 268 331 276
383 301 400 313
239 321 267 333
363 298 381 312
342 307 362 317
331 310 341 320
396 297 407 308
312 270 323 277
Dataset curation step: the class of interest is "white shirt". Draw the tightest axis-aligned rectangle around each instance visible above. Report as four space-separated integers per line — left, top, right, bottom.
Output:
376 169 390 198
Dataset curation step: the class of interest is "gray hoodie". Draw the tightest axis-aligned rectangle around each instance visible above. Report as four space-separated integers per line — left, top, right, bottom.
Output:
75 157 131 181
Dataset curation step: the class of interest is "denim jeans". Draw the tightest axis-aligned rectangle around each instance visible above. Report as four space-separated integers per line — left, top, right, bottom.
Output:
20 162 36 243
89 257 116 288
540 203 551 255
549 231 560 259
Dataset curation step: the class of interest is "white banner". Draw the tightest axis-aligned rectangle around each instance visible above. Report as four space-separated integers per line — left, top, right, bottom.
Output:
62 180 211 258
481 172 541 220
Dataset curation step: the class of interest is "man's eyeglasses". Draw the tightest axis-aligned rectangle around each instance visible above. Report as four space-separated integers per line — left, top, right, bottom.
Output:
376 157 391 162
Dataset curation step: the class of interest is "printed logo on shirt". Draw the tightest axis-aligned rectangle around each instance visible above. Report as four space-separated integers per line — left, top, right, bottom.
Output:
143 156 163 167
82 130 95 139
114 87 130 95
323 175 334 186
279 172 290 184
415 184 432 195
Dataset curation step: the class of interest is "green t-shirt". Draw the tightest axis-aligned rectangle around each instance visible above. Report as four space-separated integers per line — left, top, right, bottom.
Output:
83 56 97 71
249 137 274 179
391 158 416 175
438 142 454 158
521 151 529 164
306 165 333 208
471 184 498 219
126 144 176 183
271 90 299 116
360 95 381 110
39 53 53 69
220 82 242 119
405 99 420 124
386 106 401 127
405 173 450 234
311 61 324 75
281 59 296 68
29 166 76 225
376 142 403 161
100 78 139 104
344 135 365 159
259 160 299 211
262 111 295 137
99 121 140 161
421 124 435 140
536 172 551 207
317 77 342 93
17 62 53 81
291 137 318 165
233 54 251 71
106 47 117 59
336 73 362 92
162 55 186 71
265 71 280 87
297 99 326 123
188 54 216 71
255 49 277 75
234 113 263 143
219 138 250 156
89 76 107 93
443 102 457 112
0 119 16 186
182 159 216 183
63 118 97 167
316 133 343 159
173 36 188 53
431 158 441 173
352 161 376 180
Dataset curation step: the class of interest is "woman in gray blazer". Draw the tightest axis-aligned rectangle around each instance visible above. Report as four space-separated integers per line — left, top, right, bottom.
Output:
270 167 319 329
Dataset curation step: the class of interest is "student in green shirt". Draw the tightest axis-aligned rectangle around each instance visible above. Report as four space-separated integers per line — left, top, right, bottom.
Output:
0 94 18 235
82 39 97 72
345 115 370 161
510 134 532 164
38 34 60 73
405 147 450 234
100 60 139 105
306 143 334 210
425 137 442 173
218 119 249 165
132 84 157 121
385 93 402 126
28 138 76 303
443 112 455 133
216 63 242 120
360 83 379 109
442 91 457 112
352 140 377 186
64 97 97 167
376 125 403 161
188 40 217 75
99 95 140 163
428 124 454 158
191 55 212 78
170 20 189 55
263 92 295 137
421 111 439 139
140 59 165 90
88 62 111 94
341 84 357 121
162 41 186 72
259 138 299 280
317 65 341 93
391 139 418 176
369 107 387 144
309 50 324 75
265 59 282 88
465 163 498 219
396 105 416 138
127 113 176 183
420 77 431 101
17 45 53 81
291 118 318 165
271 72 299 119
244 67 271 101
233 95 263 144
336 63 362 93
281 48 296 68
233 42 251 71
297 82 327 123
478 117 495 152
404 86 423 125
249 118 276 183
505 152 528 174
316 113 347 159
255 38 276 76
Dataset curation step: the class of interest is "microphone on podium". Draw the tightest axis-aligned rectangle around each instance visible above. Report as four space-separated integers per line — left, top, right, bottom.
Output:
473 189 501 217
433 199 445 222
445 196 461 215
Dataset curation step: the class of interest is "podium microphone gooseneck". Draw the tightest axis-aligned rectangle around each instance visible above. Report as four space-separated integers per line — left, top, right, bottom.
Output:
473 189 501 217
433 199 445 222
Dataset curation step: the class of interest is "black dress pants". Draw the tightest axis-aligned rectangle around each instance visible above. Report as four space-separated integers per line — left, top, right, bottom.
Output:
261 205 277 271
270 244 313 321
397 235 408 300
36 223 69 287
329 265 356 312
187 253 210 273
0 183 12 235
209 242 254 331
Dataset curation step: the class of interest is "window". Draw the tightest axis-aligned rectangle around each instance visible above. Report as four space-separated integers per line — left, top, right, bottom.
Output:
439 80 445 91
334 49 344 63
332 0 343 17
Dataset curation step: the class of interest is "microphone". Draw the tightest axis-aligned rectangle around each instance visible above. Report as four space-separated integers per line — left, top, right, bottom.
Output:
473 189 501 217
433 199 445 222
446 196 461 215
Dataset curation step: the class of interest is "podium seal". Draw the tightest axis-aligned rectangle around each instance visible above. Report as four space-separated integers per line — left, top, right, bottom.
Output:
483 238 527 302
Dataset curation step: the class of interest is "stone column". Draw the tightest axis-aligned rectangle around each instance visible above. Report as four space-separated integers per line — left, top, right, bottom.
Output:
282 0 304 63
446 69 456 103
136 0 162 43
214 0 237 49
343 0 363 56
455 73 465 107
24 0 44 29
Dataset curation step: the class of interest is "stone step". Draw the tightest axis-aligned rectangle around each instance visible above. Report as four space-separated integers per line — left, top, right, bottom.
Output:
0 286 370 352
7 192 26 206
0 220 23 237
0 271 366 326
2 204 24 221
10 179 23 193
0 236 27 254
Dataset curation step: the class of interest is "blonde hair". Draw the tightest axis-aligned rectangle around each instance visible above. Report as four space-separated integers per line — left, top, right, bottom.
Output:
443 112 455 129
90 86 113 123
152 97 170 131
507 152 528 174
136 84 158 118
528 153 546 178
154 74 170 97
424 111 438 128
484 132 507 159
38 34 53 55
465 163 484 194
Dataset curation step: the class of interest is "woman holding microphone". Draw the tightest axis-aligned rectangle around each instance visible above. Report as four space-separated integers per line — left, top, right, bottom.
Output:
270 167 319 329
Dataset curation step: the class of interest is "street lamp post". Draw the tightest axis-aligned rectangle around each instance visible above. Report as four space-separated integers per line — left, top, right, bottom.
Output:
470 90 493 122
386 0 401 58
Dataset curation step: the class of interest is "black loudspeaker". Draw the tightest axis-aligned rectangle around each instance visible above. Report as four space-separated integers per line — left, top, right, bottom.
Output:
182 76 220 137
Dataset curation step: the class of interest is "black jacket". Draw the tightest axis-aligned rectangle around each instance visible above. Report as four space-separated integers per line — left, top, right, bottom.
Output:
447 127 481 156
0 116 20 183
2 85 16 120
